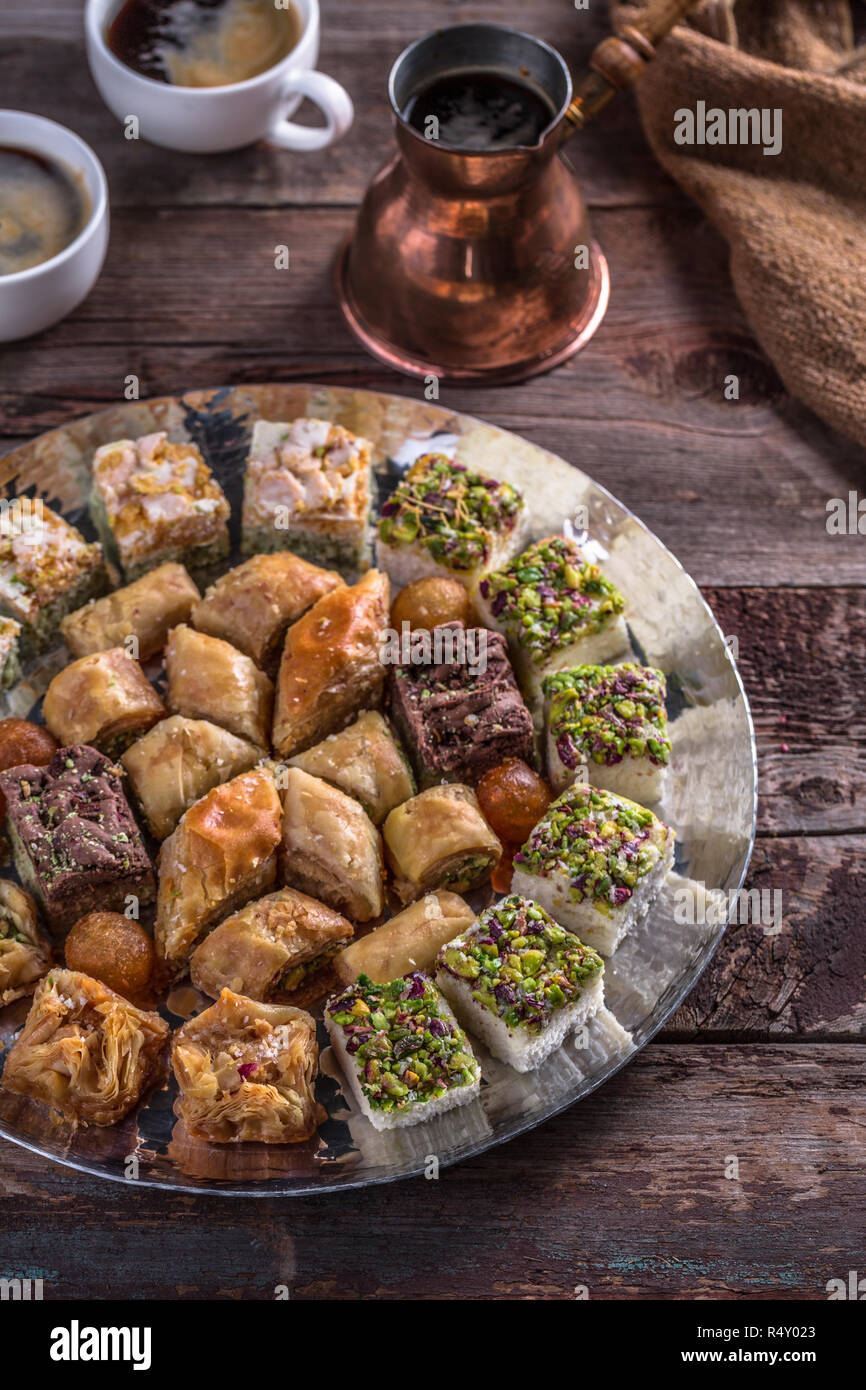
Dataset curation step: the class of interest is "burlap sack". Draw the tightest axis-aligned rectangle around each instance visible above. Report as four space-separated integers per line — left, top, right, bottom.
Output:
611 1 866 448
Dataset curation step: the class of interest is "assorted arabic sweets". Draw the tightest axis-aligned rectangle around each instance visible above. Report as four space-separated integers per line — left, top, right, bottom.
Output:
191 550 344 672
436 895 604 1072
0 502 107 658
511 785 675 957
0 879 51 1007
90 431 230 580
190 886 353 1001
241 417 373 579
324 972 481 1130
43 647 165 757
2 968 168 1126
389 622 535 787
475 535 629 706
377 454 529 591
61 561 200 660
171 988 319 1143
0 420 686 1154
0 745 155 935
287 710 415 826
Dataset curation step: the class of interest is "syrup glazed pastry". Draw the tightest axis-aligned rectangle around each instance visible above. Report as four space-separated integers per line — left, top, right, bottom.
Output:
121 714 259 839
287 710 415 825
280 767 384 924
61 561 200 660
171 988 319 1144
191 551 344 672
272 568 390 758
2 968 169 1126
42 647 165 756
383 783 502 903
190 886 354 1001
165 623 273 751
0 879 52 1007
333 889 476 986
155 765 283 977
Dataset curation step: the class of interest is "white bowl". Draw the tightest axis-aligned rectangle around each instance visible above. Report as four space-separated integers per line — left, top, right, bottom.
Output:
0 111 109 344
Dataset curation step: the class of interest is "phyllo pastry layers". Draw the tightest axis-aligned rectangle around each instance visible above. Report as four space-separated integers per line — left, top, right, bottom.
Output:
171 987 319 1143
155 766 283 976
90 431 230 580
190 886 353 1001
0 880 51 1006
280 768 384 924
287 710 414 825
272 568 390 758
1 968 169 1126
191 551 344 671
0 502 107 658
325 972 480 1131
122 715 260 840
61 561 200 660
165 624 273 752
334 889 475 986
0 745 155 935
241 417 373 579
42 647 165 756
383 784 502 904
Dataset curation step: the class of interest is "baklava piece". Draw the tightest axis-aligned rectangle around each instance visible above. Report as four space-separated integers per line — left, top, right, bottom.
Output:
122 715 259 840
436 895 604 1072
0 745 155 935
165 624 273 752
90 431 230 580
61 561 200 660
377 453 528 591
511 784 675 956
544 664 671 801
475 536 629 706
43 647 165 756
383 783 502 904
0 617 22 691
190 886 353 1000
1 968 168 1126
272 569 389 758
334 889 475 986
155 766 282 977
325 972 481 1131
172 987 319 1143
287 710 414 825
0 879 51 1006
389 621 534 787
280 768 384 924
0 502 107 658
241 417 373 579
191 551 344 671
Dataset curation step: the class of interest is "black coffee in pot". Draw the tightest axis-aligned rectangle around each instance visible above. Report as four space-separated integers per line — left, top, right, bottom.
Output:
404 70 556 150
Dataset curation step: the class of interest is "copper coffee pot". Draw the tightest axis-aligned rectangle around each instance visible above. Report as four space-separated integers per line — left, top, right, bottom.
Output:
336 0 700 384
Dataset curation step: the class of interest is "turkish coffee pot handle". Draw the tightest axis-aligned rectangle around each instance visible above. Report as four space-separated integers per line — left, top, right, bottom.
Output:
561 0 702 138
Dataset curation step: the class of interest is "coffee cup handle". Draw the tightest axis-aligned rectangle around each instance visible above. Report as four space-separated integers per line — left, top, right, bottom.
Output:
268 70 354 151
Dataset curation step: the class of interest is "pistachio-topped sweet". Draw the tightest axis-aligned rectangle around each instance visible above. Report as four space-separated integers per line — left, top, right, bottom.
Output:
514 785 667 915
378 454 524 573
544 664 670 771
437 895 603 1035
477 536 625 664
325 972 480 1115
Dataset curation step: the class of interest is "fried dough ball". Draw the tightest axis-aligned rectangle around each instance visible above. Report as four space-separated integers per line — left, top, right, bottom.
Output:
477 758 552 846
65 912 155 1000
0 719 59 819
390 577 473 633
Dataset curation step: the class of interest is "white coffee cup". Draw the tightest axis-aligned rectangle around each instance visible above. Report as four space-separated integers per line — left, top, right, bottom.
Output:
85 0 354 154
0 111 109 344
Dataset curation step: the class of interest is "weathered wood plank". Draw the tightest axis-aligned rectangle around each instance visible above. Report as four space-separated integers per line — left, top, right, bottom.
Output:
0 1 676 210
1 206 862 588
0 1044 860 1299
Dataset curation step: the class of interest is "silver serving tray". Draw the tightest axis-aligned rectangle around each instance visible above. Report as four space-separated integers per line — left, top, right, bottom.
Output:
0 384 757 1194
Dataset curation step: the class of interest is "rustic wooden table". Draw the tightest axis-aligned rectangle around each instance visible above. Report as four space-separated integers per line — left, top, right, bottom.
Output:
1 0 863 1301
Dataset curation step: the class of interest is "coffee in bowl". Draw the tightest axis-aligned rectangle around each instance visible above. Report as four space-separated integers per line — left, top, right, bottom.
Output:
0 146 91 278
106 0 301 88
